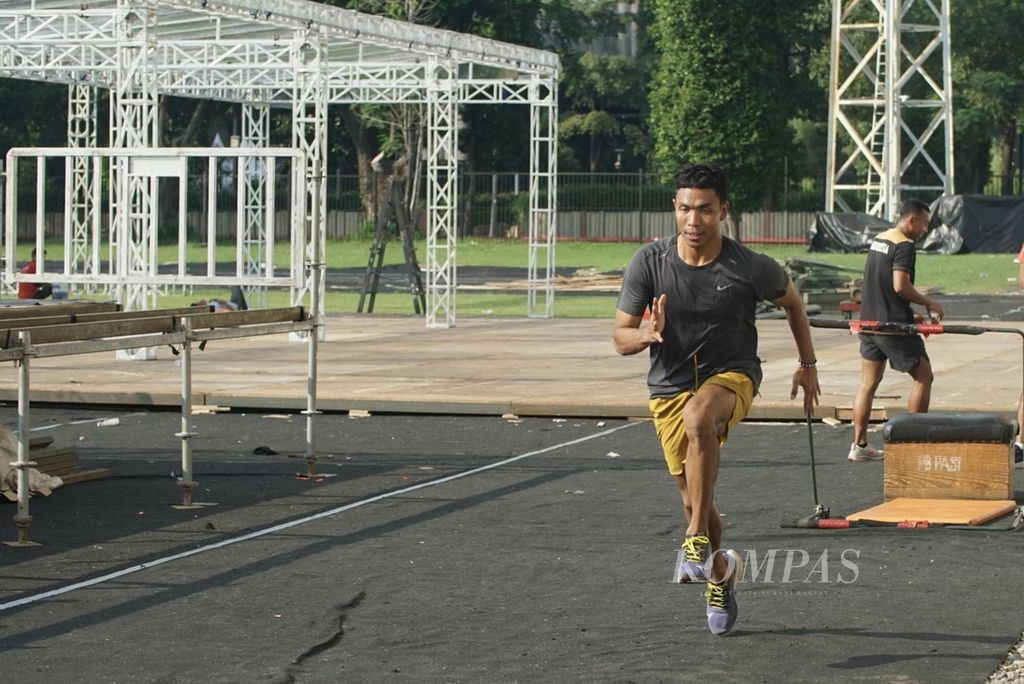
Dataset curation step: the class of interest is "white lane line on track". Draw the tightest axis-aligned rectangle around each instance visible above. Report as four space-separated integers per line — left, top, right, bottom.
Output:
1 420 645 612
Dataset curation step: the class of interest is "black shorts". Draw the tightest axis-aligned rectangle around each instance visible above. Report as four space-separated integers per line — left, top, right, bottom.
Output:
858 333 928 373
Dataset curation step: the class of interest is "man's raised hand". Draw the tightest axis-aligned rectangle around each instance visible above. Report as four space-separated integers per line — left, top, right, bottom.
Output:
648 294 667 344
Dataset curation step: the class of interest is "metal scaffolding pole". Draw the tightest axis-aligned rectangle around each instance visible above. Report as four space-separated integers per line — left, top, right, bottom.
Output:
425 59 458 329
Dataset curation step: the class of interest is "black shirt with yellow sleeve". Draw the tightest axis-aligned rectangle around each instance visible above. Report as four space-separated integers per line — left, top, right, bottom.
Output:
860 227 916 324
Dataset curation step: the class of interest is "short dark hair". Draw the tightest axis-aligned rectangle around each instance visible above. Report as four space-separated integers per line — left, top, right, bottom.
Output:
899 198 930 218
673 164 728 203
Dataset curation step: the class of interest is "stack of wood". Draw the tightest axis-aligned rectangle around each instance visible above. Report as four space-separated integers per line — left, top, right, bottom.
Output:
785 257 864 308
0 436 110 501
466 268 624 293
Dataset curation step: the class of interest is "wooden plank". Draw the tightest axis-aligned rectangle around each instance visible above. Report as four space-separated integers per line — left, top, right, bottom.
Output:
884 442 1013 500
0 306 207 333
27 445 76 460
33 453 78 469
74 305 210 323
181 306 305 330
31 445 80 476
0 314 75 329
29 435 55 450
0 301 120 320
1 315 177 346
38 462 79 477
0 307 212 347
58 468 111 485
847 497 1018 526
33 452 78 468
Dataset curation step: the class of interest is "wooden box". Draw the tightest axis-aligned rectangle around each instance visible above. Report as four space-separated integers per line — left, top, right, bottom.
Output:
883 441 1013 501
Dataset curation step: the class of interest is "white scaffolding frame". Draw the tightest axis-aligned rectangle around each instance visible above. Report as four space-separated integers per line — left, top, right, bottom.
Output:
0 0 561 327
528 75 557 319
241 99 271 310
66 83 99 281
826 0 954 220
425 59 457 329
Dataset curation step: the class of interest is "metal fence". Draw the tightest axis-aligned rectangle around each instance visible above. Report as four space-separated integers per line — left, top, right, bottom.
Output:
9 169 1020 244
982 174 1024 196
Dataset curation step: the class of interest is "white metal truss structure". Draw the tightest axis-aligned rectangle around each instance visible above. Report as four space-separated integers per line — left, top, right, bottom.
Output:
425 59 457 329
66 84 99 281
527 76 558 318
290 29 327 328
241 100 270 310
0 0 561 328
826 0 954 220
113 0 161 311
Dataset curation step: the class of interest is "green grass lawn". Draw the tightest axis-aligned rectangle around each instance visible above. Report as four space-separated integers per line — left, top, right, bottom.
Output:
14 238 1022 318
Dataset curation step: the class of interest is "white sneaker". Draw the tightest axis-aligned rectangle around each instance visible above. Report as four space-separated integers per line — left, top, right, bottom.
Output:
848 442 884 462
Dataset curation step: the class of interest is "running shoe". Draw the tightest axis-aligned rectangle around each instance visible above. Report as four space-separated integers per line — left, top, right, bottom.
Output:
672 534 710 583
848 442 884 462
705 549 742 636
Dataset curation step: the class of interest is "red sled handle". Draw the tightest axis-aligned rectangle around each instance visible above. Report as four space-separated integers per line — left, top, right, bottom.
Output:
816 518 851 528
810 318 996 336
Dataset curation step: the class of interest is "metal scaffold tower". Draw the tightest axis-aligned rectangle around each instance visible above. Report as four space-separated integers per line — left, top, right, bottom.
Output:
0 0 561 328
826 0 954 220
66 83 99 281
240 98 272 310
527 75 557 319
425 59 457 328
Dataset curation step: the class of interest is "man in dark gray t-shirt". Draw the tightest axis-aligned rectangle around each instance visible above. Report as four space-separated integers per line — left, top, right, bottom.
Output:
612 164 820 637
618 233 791 398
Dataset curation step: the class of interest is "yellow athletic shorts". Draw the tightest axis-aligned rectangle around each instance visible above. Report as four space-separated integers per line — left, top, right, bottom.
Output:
649 372 755 476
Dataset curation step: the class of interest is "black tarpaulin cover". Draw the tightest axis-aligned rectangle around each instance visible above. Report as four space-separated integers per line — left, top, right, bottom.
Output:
930 195 1024 253
808 195 1024 254
807 212 895 253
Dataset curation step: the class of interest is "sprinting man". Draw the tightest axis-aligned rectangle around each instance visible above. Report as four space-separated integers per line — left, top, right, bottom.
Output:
612 163 820 636
849 199 944 462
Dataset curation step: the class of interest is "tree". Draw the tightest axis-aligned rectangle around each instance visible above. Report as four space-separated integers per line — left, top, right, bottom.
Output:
951 0 1024 194
648 0 828 211
0 80 69 155
334 0 629 222
560 52 649 172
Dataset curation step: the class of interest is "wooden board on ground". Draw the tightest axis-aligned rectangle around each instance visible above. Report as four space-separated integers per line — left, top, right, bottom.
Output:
847 497 1018 526
59 468 111 485
20 439 112 488
29 435 54 450
30 445 80 477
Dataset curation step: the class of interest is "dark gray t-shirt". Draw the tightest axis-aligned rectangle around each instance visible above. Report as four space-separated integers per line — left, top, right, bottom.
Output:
617 235 790 398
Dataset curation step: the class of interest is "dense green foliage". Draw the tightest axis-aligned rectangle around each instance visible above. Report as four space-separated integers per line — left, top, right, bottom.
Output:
647 1 830 210
950 0 1024 193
